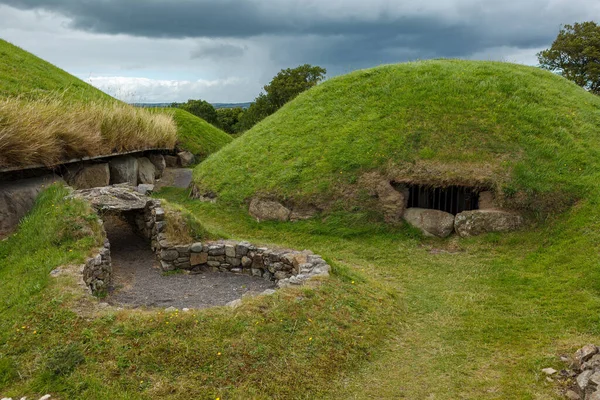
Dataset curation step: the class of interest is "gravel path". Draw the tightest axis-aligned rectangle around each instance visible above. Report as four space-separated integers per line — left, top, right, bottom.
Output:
104 217 275 309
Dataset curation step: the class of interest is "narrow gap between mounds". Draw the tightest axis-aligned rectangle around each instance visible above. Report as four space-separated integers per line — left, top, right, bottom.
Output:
397 183 482 215
102 214 275 309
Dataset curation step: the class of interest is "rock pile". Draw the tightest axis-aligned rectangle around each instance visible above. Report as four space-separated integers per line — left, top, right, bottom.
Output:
550 344 600 399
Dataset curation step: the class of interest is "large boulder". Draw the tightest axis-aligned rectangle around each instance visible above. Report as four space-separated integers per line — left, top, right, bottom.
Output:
109 156 138 186
359 172 406 223
403 208 455 238
64 163 110 189
137 157 156 184
249 198 291 222
454 209 523 237
148 154 166 178
178 151 195 167
0 175 64 237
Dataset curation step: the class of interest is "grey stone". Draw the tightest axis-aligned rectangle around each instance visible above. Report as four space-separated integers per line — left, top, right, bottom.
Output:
178 151 195 167
455 209 523 237
241 256 253 268
207 261 221 268
175 245 190 254
65 163 110 189
251 268 263 277
190 242 203 252
227 257 241 267
261 289 276 296
565 390 581 400
576 345 599 365
0 175 64 238
541 368 557 375
190 252 208 266
208 255 226 262
225 244 236 257
403 208 455 238
590 371 600 386
148 154 166 178
235 242 251 256
578 370 593 392
155 221 166 233
589 391 600 400
226 299 242 309
274 271 288 280
160 249 179 261
231 268 242 273
248 198 291 222
136 184 155 195
165 306 177 313
137 157 156 184
208 244 225 256
154 208 165 221
109 156 138 186
165 155 179 168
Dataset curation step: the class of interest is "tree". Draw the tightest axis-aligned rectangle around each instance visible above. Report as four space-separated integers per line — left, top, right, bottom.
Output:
238 64 326 132
173 99 219 125
264 64 327 108
216 107 246 134
538 21 600 94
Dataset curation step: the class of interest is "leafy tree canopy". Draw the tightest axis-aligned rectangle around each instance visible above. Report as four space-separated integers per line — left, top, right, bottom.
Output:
172 99 218 125
216 107 246 134
538 21 600 94
238 64 326 131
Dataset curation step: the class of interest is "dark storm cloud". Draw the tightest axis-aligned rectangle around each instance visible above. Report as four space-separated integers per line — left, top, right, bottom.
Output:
190 42 247 60
2 0 596 68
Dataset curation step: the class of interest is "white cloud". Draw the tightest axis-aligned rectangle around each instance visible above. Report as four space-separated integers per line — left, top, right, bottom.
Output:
85 76 248 103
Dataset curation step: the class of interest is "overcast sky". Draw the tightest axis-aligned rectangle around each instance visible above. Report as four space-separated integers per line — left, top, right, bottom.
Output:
1 0 599 103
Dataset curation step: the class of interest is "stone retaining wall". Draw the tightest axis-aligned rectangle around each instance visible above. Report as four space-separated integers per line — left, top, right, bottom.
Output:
73 186 330 294
82 219 112 294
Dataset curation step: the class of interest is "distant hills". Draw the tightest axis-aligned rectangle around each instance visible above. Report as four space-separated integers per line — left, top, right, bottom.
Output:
133 102 252 109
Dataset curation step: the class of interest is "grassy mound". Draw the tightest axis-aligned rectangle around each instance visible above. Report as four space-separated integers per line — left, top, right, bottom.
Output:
0 39 176 169
154 108 232 159
194 60 600 215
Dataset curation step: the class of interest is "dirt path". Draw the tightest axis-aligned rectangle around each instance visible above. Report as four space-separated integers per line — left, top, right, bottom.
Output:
104 216 275 309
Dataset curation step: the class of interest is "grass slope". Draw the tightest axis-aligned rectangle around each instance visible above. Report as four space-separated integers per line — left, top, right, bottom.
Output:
155 108 232 159
194 60 600 214
0 40 112 101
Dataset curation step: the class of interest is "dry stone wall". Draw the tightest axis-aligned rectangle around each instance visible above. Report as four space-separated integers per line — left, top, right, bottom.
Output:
82 219 112 294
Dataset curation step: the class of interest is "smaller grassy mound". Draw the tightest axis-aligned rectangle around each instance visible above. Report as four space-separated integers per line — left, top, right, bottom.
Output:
156 108 232 159
193 60 600 216
0 39 177 169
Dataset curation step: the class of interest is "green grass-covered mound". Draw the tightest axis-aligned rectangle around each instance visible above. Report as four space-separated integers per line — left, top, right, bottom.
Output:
194 60 600 215
154 108 232 159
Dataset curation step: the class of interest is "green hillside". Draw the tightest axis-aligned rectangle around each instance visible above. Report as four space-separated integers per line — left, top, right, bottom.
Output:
0 39 112 101
155 108 233 159
193 60 600 215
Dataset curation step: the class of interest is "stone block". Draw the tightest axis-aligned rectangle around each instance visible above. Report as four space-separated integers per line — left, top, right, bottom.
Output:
190 252 208 266
225 244 236 257
190 242 203 252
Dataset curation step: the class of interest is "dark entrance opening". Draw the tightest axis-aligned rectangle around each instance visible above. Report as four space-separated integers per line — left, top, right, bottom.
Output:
405 184 480 215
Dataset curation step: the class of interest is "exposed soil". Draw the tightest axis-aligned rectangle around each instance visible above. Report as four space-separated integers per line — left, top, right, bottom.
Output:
104 216 275 309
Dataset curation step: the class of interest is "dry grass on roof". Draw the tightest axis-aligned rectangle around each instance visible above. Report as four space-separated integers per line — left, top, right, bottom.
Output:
0 97 177 170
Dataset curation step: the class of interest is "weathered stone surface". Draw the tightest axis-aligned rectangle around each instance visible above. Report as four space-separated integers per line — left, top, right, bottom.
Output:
235 242 251 256
249 198 291 222
541 367 557 375
241 256 252 268
178 151 195 167
208 244 225 256
376 179 406 224
65 163 110 189
403 208 455 238
109 156 138 186
578 370 593 392
148 154 166 178
136 184 154 195
225 244 236 257
165 155 179 168
565 390 581 400
190 242 203 252
588 390 600 400
576 345 599 364
190 252 208 266
0 175 64 238
160 249 179 261
72 186 149 212
455 209 523 237
137 157 156 184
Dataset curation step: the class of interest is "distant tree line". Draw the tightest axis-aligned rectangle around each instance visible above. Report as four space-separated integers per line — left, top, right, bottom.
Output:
171 64 326 134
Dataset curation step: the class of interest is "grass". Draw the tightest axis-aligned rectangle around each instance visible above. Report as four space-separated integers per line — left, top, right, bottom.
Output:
0 185 398 399
0 97 176 169
193 60 600 216
152 108 232 159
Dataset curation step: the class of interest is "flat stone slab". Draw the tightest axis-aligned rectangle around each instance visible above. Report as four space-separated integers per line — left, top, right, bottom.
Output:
72 185 151 212
155 168 192 190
